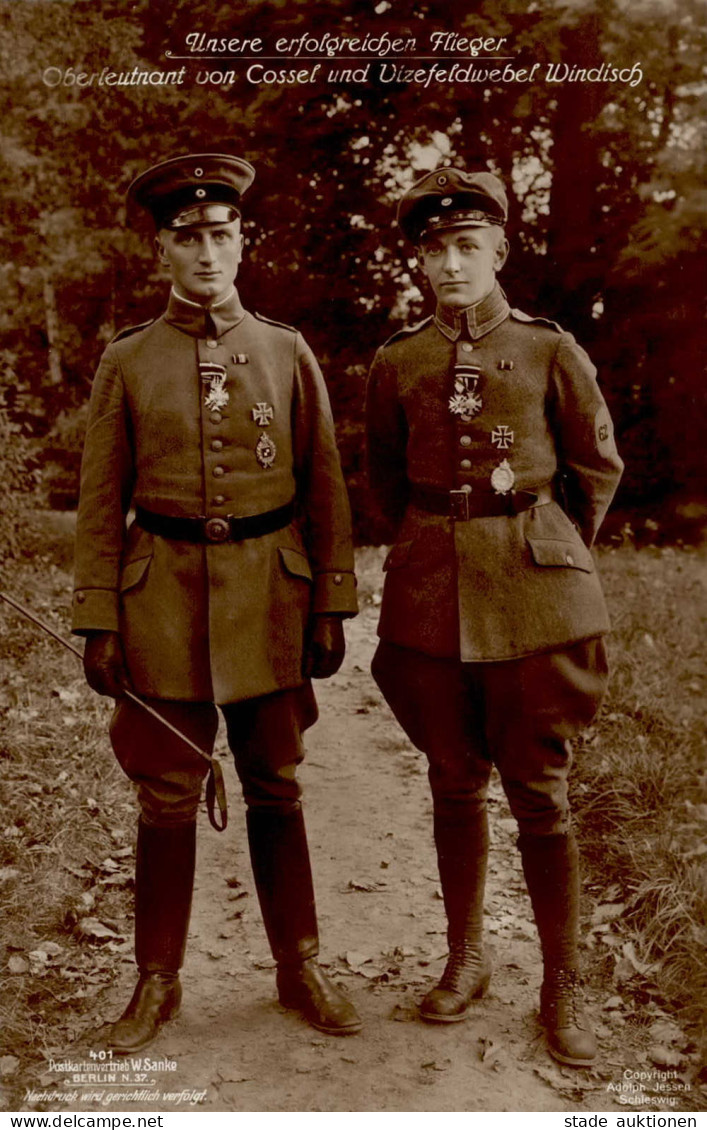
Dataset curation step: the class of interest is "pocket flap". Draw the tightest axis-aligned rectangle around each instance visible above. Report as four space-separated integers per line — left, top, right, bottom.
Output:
527 537 594 573
382 541 414 571
119 555 152 592
279 546 313 581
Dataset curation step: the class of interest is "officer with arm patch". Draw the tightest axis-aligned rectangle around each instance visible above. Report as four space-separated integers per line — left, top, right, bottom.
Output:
366 167 623 1066
73 154 361 1051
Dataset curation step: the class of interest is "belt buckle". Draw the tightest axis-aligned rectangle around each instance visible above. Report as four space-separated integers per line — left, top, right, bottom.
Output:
204 517 231 543
449 489 472 521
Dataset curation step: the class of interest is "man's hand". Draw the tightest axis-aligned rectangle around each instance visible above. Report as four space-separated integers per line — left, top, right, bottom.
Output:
304 615 346 679
83 631 132 698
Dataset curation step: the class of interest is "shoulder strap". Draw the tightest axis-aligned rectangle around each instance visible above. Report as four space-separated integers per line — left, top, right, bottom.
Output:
253 311 298 334
383 314 434 347
510 308 564 334
110 318 155 343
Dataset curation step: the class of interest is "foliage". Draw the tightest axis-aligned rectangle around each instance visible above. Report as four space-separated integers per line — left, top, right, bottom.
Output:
0 0 705 536
0 355 41 576
0 538 136 1057
572 545 707 1039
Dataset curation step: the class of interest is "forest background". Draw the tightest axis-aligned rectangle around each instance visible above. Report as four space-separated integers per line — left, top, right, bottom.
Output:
0 0 706 1110
0 0 705 543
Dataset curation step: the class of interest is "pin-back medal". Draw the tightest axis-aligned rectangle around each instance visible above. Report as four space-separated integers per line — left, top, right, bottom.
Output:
448 390 483 419
490 458 515 495
255 432 277 469
449 364 483 420
491 425 514 450
200 362 229 411
252 402 274 427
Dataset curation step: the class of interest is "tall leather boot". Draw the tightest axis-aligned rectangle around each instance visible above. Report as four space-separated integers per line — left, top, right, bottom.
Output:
420 801 492 1022
518 831 597 1067
246 805 361 1035
107 820 196 1054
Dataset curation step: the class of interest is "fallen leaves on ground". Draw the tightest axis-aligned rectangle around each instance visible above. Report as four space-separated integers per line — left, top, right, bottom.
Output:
479 1037 511 1072
346 877 388 893
648 1045 685 1069
76 918 124 942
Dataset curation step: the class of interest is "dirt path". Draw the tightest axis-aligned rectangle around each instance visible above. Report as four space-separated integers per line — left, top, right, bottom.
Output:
20 556 654 1116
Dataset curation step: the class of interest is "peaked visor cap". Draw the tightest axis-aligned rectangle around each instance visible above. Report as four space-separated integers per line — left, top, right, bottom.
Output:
397 167 508 243
126 153 256 229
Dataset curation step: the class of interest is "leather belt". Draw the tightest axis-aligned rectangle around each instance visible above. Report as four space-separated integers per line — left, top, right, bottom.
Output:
409 483 553 521
135 501 295 543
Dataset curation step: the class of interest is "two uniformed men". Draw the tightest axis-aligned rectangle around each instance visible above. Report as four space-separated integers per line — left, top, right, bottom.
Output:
72 154 361 1050
74 155 622 1067
366 168 623 1066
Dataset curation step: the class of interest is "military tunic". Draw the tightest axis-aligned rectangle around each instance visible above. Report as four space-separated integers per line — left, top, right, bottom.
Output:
366 284 623 663
72 288 357 705
367 283 623 834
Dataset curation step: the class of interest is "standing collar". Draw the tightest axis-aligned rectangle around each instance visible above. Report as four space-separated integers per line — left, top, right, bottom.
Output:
164 286 246 338
434 283 509 341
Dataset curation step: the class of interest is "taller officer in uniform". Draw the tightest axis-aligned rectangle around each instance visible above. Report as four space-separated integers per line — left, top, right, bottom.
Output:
366 168 623 1066
72 154 361 1051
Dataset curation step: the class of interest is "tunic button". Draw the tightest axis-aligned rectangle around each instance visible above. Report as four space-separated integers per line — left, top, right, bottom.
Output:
211 411 223 424
333 574 343 585
211 439 223 452
214 494 225 505
460 459 472 470
566 553 575 566
213 466 225 477
460 435 472 447
461 342 473 353
75 592 85 604
206 339 218 349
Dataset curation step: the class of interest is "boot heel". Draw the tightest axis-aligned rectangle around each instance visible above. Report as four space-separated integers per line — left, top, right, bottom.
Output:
276 983 299 1010
476 971 491 998
162 990 182 1021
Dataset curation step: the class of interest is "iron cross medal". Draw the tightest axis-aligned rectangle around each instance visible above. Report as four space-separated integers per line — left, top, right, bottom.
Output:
252 402 274 427
491 425 514 450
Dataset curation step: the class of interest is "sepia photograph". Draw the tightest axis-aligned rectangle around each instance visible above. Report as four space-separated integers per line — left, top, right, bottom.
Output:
0 0 705 1120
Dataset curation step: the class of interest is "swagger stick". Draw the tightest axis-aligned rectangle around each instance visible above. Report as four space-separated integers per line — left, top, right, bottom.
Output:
0 590 227 831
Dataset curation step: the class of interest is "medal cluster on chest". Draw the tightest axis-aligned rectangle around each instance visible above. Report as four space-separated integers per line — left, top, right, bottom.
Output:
448 343 516 494
198 354 277 469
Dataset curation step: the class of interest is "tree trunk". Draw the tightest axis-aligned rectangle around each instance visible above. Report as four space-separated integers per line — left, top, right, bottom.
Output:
42 272 62 387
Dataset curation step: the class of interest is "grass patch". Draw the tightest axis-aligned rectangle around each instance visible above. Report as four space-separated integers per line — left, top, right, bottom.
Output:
1 517 705 1077
0 530 136 1062
572 545 707 1049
